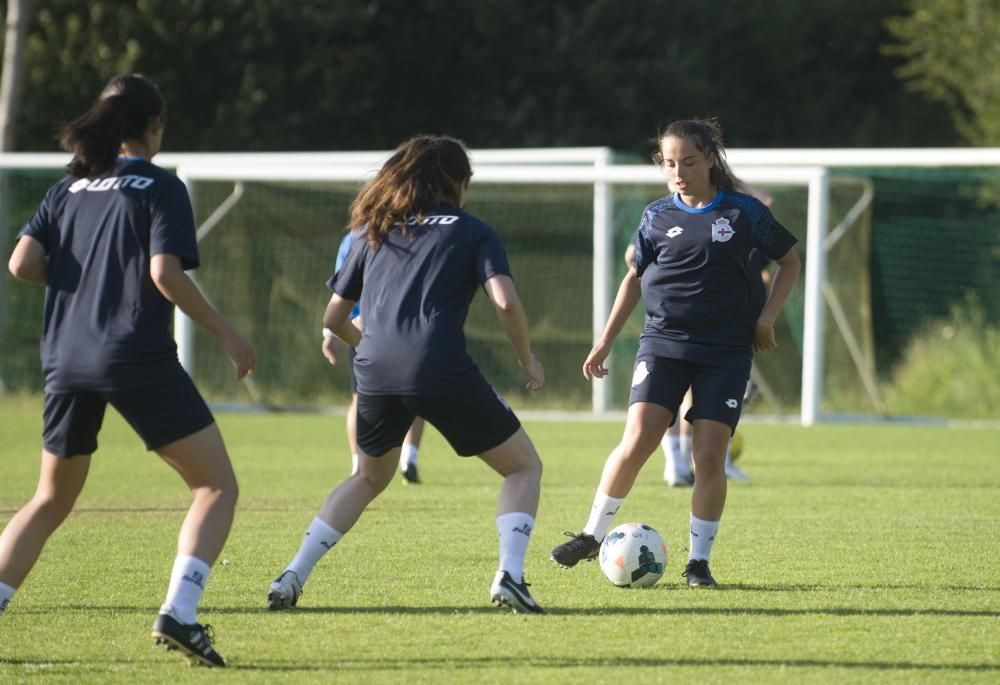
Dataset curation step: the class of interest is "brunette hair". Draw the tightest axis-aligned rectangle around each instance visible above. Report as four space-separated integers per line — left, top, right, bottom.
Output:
59 74 165 178
656 118 737 190
350 134 472 248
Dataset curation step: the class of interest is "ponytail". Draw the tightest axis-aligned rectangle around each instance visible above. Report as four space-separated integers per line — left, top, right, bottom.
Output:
59 74 165 178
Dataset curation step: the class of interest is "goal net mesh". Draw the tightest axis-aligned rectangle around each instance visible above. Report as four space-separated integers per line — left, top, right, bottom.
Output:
2 164 997 420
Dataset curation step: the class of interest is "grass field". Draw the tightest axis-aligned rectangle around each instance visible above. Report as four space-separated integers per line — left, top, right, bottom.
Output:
1 398 998 683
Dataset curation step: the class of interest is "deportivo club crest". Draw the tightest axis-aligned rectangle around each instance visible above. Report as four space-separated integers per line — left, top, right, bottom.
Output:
711 217 735 243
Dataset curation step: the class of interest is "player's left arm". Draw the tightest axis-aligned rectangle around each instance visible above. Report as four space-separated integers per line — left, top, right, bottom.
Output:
754 247 801 352
323 294 362 347
8 235 48 285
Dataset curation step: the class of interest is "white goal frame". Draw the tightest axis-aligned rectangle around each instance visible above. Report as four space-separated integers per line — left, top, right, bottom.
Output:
7 147 1000 424
173 156 826 423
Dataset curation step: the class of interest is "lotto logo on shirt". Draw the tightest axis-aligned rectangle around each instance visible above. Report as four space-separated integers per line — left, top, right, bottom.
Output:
711 218 735 243
405 214 459 225
68 175 155 194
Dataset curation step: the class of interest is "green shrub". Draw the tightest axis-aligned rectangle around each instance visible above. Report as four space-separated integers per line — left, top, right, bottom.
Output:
883 294 1000 419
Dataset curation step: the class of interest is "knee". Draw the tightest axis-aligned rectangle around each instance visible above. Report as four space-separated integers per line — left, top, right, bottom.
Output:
357 468 393 496
509 448 543 481
616 438 656 467
692 454 725 480
30 491 77 522
197 475 239 509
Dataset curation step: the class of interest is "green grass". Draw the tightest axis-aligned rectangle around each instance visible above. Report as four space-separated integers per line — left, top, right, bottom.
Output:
1 398 998 683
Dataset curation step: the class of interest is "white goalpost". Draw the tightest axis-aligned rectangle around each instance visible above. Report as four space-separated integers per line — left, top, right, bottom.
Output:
173 155 827 423
7 147 999 424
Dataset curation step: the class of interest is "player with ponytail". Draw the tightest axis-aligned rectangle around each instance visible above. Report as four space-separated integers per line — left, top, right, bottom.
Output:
551 118 801 587
3 74 253 667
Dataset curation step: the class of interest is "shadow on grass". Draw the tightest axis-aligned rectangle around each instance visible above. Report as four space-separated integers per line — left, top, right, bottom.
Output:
230 655 1000 674
23 603 1000 619
2 655 997 674
719 582 1000 593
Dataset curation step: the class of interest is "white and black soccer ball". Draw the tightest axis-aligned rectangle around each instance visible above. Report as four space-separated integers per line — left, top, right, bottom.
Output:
599 522 667 588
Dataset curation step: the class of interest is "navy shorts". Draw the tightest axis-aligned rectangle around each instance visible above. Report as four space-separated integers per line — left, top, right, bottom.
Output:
628 355 748 432
356 373 521 457
42 364 215 458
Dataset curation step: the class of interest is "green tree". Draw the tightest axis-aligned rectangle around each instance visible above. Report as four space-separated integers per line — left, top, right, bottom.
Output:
5 0 958 153
885 0 1000 144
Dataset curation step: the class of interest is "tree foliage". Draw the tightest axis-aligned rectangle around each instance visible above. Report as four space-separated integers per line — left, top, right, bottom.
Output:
885 0 1000 145
2 0 958 153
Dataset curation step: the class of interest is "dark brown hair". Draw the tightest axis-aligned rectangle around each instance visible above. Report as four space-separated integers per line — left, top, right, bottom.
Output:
59 74 165 178
656 118 737 190
350 135 472 249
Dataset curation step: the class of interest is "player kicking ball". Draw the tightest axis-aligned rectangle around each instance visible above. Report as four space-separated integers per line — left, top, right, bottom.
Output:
550 118 800 588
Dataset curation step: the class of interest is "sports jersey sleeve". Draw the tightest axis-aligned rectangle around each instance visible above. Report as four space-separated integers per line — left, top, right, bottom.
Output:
150 175 199 270
334 231 354 272
746 198 798 260
330 237 365 300
17 184 57 251
631 209 657 277
474 225 511 285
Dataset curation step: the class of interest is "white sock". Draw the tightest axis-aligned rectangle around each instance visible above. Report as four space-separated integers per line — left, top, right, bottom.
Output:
287 517 343 584
679 435 693 464
582 490 624 541
351 453 359 474
160 555 211 624
400 443 419 469
688 514 720 562
496 512 534 583
662 434 681 468
0 581 15 618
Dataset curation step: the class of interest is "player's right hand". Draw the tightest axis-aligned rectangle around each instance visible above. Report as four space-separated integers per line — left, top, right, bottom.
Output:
521 354 545 391
222 329 256 380
583 340 612 380
321 336 340 365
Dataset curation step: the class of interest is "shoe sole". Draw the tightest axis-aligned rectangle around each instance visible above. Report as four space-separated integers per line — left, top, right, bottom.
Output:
152 630 223 668
266 589 298 611
491 590 543 615
686 581 718 588
550 553 598 569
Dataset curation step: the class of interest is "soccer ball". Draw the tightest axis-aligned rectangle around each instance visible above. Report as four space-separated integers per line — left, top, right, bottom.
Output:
599 522 667 588
730 430 743 461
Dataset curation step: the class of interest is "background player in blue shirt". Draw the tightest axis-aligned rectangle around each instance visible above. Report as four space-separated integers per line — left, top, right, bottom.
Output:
551 118 801 587
324 229 426 484
0 75 254 667
268 135 546 614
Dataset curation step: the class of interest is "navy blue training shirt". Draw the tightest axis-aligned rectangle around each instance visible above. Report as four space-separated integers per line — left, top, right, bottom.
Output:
631 189 797 375
18 158 199 391
329 205 511 394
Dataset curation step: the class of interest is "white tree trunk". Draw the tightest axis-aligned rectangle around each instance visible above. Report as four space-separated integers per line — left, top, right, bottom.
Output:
0 0 33 151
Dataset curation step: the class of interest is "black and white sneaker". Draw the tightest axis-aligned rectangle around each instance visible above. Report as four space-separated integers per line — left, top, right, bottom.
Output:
550 531 601 568
267 570 303 610
401 463 421 484
683 558 718 588
490 571 543 614
151 613 225 667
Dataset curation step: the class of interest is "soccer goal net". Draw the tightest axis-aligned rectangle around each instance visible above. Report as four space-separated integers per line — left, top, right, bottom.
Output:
2 149 997 423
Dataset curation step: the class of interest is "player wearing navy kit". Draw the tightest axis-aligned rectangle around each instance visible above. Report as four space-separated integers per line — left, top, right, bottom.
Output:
323 229 426 483
268 135 546 614
550 118 800 587
0 75 253 667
